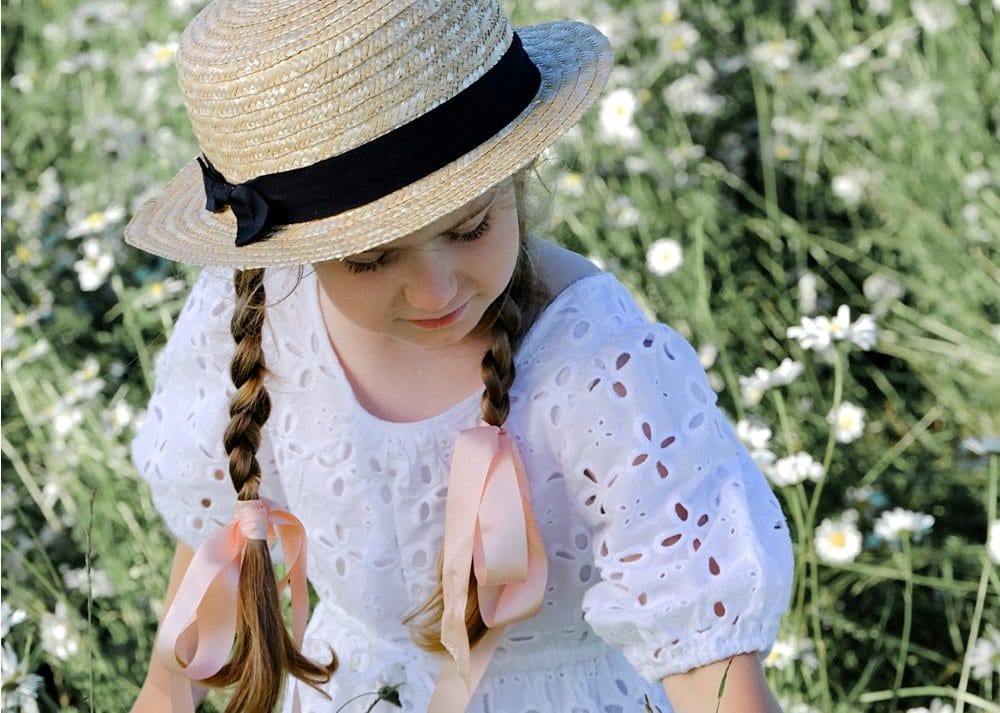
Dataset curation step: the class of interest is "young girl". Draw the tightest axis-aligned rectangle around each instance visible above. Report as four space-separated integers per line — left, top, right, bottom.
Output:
125 1 794 712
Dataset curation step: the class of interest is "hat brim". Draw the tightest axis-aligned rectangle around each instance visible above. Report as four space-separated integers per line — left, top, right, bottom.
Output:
124 21 612 268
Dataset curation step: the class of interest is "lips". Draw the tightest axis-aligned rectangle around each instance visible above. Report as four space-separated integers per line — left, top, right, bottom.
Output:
407 301 468 330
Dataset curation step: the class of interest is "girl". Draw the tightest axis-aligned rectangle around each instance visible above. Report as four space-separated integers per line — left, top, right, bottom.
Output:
125 1 794 712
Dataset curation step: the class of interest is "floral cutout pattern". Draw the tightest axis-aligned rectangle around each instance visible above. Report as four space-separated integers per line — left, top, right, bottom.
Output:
134 268 793 711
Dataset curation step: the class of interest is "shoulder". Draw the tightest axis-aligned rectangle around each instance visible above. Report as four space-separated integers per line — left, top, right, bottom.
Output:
528 237 601 300
517 243 659 365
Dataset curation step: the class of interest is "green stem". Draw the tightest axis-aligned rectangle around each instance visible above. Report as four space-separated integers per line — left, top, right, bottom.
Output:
0 433 63 533
808 544 833 712
891 538 915 709
783 482 809 633
808 348 844 528
859 687 999 712
770 391 796 454
954 456 997 713
87 488 97 713
691 218 742 413
112 275 154 393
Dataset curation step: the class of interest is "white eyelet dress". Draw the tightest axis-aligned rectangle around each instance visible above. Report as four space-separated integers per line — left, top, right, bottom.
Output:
132 265 794 713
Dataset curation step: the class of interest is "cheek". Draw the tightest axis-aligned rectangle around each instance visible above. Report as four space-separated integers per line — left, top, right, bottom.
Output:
314 264 394 328
480 209 521 286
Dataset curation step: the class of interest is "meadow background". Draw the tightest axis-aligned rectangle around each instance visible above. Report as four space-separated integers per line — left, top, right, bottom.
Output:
2 0 999 711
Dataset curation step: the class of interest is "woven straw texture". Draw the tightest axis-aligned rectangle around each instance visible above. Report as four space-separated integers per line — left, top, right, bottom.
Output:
125 0 612 268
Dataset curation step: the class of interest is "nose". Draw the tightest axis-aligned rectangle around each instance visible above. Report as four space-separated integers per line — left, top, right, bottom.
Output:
401 250 459 314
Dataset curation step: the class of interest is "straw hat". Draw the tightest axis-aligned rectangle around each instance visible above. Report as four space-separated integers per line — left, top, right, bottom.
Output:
124 0 612 268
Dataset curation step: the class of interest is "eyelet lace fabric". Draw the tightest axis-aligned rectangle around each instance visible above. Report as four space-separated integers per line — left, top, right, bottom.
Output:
132 266 793 712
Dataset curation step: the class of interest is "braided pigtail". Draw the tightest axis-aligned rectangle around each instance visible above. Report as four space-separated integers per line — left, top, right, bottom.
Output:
201 268 336 712
405 170 548 652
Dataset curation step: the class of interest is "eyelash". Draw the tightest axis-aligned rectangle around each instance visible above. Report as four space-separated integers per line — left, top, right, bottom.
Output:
344 213 492 274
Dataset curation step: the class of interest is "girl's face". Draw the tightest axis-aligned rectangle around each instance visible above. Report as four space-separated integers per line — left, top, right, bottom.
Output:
313 179 520 349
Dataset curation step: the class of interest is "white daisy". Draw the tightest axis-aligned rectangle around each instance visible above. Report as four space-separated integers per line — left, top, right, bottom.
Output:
599 88 640 146
962 169 992 196
837 45 872 70
768 452 825 487
815 513 863 564
659 0 680 25
827 401 866 443
796 0 831 17
134 277 186 308
557 171 586 197
73 238 115 292
912 0 955 34
764 638 797 670
863 273 904 315
764 636 819 671
51 406 84 438
798 272 818 315
874 507 935 543
967 628 1000 680
1 602 28 637
101 400 136 437
135 40 178 72
906 701 954 713
61 566 115 598
646 238 683 277
787 312 842 352
749 39 800 77
988 520 1000 565
832 168 871 208
735 418 774 452
40 602 80 661
846 312 878 350
660 21 699 64
663 71 725 116
66 205 125 238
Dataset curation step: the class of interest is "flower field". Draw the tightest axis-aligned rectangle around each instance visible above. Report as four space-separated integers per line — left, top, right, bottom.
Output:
2 0 998 711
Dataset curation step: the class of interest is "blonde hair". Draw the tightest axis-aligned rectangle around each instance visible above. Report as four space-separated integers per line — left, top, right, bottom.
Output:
213 168 546 709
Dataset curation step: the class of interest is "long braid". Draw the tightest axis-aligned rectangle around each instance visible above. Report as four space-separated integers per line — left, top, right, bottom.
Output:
202 268 337 712
405 170 548 652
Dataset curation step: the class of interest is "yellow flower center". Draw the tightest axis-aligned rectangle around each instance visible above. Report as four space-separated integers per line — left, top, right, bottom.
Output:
830 532 846 548
83 211 105 229
671 36 686 52
660 11 677 25
154 45 175 63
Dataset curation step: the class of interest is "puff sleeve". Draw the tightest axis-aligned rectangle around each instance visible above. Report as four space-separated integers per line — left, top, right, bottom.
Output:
130 267 287 549
553 319 793 682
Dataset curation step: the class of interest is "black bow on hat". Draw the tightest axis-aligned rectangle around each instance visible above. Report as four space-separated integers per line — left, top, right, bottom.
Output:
197 157 272 247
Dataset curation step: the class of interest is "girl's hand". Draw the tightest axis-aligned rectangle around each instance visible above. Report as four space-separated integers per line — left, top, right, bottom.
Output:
661 653 782 713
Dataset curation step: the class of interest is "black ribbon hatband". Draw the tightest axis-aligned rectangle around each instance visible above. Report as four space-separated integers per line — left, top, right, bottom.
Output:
197 33 542 247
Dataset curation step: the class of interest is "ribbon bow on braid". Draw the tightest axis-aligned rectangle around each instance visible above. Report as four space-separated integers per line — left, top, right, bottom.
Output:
197 157 272 247
148 498 309 713
430 425 548 711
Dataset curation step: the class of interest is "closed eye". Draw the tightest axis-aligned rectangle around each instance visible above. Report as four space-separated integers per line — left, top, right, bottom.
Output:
343 210 492 274
343 252 387 273
450 213 491 243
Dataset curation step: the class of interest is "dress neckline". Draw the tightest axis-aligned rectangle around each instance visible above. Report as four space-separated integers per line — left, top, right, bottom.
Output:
303 267 612 430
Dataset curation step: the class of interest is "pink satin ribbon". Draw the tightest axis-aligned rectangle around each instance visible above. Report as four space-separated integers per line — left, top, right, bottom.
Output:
147 498 310 713
431 425 548 711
